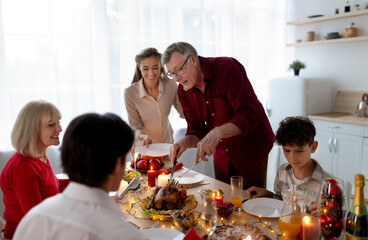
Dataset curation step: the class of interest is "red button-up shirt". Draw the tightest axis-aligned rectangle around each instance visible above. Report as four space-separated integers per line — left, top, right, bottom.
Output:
178 56 274 175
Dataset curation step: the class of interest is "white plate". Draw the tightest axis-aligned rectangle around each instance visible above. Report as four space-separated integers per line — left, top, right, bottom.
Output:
242 198 283 218
176 171 204 185
140 228 184 240
137 143 172 156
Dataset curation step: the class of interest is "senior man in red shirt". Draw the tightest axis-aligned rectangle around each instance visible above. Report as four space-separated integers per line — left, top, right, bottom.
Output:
162 42 274 189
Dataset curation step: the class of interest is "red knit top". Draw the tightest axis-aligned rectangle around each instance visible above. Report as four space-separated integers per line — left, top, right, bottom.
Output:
0 152 69 238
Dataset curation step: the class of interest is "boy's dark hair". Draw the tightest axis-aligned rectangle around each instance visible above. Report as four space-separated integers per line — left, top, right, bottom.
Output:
61 113 134 187
275 116 316 147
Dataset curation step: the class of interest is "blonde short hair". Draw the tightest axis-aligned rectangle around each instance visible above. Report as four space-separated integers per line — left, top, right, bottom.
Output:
11 100 61 158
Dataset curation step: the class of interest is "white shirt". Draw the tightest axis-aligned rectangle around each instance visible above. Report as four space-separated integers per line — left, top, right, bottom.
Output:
124 77 183 145
13 182 147 240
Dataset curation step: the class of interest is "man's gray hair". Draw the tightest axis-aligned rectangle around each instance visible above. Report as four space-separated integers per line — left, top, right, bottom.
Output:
162 42 198 65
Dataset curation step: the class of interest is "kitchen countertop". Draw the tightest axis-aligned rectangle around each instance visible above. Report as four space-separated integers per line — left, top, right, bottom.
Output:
309 112 368 126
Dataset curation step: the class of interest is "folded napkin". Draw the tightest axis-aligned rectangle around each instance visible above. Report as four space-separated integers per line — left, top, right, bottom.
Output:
183 228 204 240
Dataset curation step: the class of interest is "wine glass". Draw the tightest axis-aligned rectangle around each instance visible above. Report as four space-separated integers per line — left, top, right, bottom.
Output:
318 178 347 240
130 147 138 171
197 191 218 237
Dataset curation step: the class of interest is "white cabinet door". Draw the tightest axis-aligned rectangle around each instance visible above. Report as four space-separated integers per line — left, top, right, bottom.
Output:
363 139 368 176
363 139 368 198
334 133 363 187
313 129 334 174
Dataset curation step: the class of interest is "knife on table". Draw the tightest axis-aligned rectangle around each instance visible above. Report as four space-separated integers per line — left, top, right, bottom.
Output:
168 157 177 186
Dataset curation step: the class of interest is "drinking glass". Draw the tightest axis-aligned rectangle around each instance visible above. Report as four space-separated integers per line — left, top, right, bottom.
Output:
318 178 347 240
230 176 243 211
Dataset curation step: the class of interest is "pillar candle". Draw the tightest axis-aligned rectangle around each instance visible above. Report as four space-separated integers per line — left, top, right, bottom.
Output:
147 167 156 187
157 174 168 187
215 191 223 204
118 180 128 194
301 215 321 240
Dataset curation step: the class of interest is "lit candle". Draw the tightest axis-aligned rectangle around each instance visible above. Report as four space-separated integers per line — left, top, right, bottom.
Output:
147 167 156 187
258 215 262 222
118 180 128 194
301 215 321 240
246 235 252 240
157 173 168 187
215 191 223 204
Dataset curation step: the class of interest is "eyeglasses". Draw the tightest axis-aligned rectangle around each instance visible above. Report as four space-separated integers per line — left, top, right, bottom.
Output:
166 55 190 80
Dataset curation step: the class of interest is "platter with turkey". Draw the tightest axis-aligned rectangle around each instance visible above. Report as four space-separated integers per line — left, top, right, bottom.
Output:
139 183 198 218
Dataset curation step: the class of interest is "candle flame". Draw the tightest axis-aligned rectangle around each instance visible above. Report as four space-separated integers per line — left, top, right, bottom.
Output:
246 235 252 240
151 166 153 171
303 215 310 224
212 192 215 197
217 191 220 197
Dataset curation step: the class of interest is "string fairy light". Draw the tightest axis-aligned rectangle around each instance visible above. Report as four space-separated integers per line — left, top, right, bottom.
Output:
251 215 282 239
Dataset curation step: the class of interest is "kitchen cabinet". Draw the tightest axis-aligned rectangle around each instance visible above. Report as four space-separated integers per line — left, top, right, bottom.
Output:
286 9 368 47
363 138 368 195
363 138 368 176
312 119 366 187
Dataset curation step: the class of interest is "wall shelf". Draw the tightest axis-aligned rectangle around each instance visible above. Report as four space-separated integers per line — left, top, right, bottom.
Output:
287 36 368 47
287 9 368 25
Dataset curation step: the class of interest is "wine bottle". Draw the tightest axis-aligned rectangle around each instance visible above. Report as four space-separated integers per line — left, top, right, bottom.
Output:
346 174 368 240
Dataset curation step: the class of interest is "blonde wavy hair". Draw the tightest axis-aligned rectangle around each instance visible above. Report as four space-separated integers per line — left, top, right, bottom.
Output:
11 100 61 158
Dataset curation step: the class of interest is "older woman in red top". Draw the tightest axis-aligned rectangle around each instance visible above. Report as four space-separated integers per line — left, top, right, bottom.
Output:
0 100 69 238
163 42 274 189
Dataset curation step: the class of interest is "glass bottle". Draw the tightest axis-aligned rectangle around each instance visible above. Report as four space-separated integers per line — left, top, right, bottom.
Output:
345 174 368 239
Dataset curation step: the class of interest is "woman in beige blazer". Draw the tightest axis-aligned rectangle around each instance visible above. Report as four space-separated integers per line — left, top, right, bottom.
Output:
124 48 184 146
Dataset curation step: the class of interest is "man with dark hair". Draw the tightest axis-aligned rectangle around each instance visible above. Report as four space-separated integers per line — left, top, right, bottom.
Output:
14 113 146 240
245 116 334 216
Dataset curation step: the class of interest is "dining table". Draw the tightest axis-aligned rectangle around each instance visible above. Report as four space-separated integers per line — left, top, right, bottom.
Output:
120 158 283 240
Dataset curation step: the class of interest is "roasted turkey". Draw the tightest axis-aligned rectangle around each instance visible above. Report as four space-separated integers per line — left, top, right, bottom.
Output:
148 185 187 210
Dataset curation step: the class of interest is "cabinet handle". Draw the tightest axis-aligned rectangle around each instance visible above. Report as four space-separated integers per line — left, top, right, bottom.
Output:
334 138 338 153
328 138 333 153
327 125 341 129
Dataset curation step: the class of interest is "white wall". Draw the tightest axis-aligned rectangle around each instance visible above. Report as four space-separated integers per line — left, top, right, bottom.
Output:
288 0 368 108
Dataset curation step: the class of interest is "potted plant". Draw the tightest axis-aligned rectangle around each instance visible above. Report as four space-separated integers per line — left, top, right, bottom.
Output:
288 60 306 76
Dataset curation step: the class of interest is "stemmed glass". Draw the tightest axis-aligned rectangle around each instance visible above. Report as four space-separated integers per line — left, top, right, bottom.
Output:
318 178 347 240
197 191 218 237
130 147 138 171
